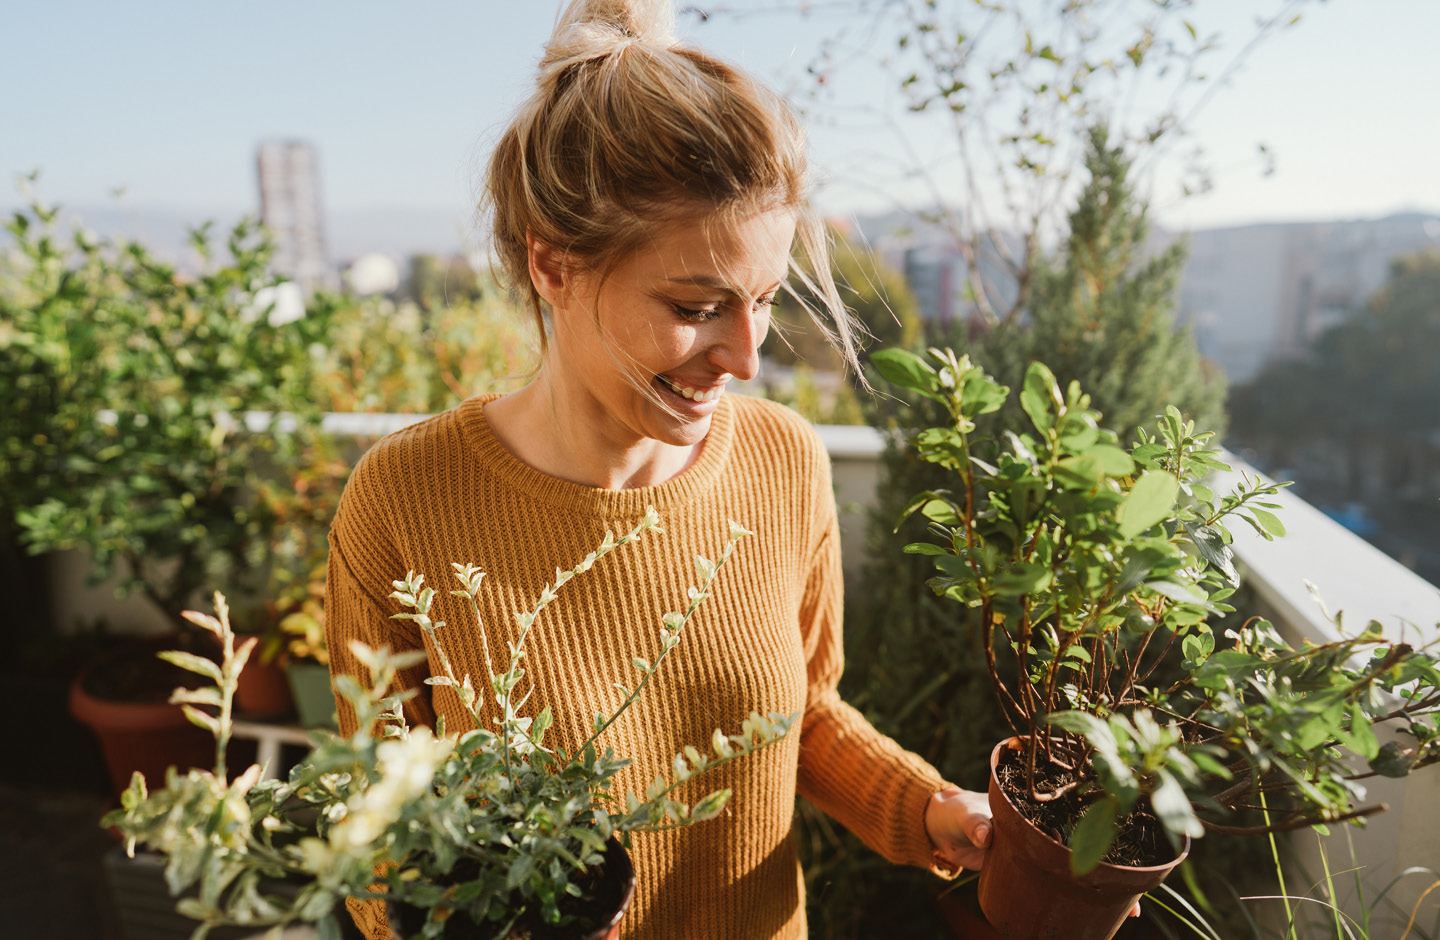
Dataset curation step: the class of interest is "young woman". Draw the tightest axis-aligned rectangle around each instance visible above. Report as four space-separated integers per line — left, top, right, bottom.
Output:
325 1 992 936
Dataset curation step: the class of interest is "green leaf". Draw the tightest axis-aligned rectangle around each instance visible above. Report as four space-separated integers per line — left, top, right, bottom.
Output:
1020 362 1060 433
959 369 1008 418
690 789 731 822
1130 442 1167 466
920 499 961 526
1118 471 1178 539
1055 455 1105 489
1082 444 1135 477
170 687 224 708
1150 770 1203 838
1069 796 1120 875
1189 750 1231 779
903 542 950 556
1343 703 1379 760
1181 632 1214 667
1250 508 1286 538
1183 521 1238 585
1369 741 1417 778
1045 710 1108 741
871 348 938 395
995 562 1053 595
156 650 223 683
181 704 220 735
1191 649 1265 690
1145 580 1209 608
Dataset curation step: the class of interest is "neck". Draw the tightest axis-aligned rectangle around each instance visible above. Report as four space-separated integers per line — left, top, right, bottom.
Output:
484 371 702 490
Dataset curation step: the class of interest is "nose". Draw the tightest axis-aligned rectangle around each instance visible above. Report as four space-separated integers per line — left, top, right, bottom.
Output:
709 308 768 382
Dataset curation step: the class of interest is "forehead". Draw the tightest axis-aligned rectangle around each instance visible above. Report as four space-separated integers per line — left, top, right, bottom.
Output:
624 209 797 288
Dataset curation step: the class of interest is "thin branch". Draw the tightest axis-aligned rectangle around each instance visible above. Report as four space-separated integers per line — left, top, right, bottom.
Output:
1199 804 1384 836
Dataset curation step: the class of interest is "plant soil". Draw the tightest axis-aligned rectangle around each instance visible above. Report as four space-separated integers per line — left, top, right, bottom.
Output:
80 638 211 704
995 745 1173 869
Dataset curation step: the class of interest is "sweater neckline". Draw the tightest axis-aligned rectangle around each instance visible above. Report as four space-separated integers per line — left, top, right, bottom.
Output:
457 393 737 515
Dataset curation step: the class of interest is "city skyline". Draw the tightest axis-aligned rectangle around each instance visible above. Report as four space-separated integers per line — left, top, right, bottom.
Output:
4 1 1438 240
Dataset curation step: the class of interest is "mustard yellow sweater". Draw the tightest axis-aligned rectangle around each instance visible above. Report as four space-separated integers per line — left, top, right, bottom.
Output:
325 393 950 939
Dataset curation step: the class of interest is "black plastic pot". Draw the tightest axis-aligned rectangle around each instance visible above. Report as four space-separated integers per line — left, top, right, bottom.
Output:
388 836 636 940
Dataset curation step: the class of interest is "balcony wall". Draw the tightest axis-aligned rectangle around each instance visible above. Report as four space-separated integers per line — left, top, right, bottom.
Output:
49 415 1440 928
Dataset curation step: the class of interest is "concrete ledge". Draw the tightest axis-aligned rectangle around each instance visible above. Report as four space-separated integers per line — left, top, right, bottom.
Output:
1211 451 1440 646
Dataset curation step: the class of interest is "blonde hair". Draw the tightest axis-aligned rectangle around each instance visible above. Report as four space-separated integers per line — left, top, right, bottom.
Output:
482 0 863 377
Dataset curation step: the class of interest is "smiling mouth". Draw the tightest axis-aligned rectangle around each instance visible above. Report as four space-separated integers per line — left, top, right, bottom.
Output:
656 374 724 403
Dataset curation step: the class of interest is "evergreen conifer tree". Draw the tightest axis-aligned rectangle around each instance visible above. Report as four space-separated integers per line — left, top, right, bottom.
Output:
969 125 1226 443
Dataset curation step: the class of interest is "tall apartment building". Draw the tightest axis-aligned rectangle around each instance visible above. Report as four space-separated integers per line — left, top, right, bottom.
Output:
256 140 332 291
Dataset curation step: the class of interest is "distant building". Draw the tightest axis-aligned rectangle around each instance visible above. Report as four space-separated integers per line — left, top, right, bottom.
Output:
901 243 962 326
854 208 1440 382
1173 213 1440 383
855 210 1021 326
256 140 333 291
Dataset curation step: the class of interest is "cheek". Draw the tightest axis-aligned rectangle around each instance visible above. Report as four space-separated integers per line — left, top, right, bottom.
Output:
601 308 696 367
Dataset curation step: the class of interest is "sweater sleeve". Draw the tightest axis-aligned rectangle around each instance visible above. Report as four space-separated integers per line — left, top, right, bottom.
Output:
792 504 954 875
324 446 437 738
323 460 437 940
325 532 436 737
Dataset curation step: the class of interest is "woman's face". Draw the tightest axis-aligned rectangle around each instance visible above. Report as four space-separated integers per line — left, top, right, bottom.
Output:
547 208 796 449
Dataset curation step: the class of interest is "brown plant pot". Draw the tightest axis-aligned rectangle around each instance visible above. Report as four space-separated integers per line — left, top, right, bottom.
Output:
68 641 217 801
387 836 636 940
976 738 1189 940
233 654 295 720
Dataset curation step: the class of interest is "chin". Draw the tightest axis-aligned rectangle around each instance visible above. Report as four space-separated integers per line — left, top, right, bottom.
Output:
643 411 714 448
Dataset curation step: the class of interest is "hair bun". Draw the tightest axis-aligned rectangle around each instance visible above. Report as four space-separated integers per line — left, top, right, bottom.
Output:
544 0 676 70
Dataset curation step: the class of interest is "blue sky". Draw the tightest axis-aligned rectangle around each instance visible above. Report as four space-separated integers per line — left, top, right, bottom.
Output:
4 1 1437 238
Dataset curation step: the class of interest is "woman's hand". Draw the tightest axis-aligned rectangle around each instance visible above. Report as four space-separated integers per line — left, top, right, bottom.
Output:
924 786 993 871
925 786 1142 918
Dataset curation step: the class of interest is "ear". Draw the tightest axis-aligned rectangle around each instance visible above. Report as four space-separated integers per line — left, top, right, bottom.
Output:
526 231 571 309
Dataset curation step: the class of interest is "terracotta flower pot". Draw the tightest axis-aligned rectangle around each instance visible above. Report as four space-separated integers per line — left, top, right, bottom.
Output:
977 738 1189 940
68 641 217 801
233 654 295 719
387 836 636 940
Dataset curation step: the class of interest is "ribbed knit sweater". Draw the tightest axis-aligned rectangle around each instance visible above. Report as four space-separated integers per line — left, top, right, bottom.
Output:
325 393 951 939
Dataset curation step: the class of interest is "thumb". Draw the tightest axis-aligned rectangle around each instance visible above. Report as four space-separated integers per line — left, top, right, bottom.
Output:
969 815 993 848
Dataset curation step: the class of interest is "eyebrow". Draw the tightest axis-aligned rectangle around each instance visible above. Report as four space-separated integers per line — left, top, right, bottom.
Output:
662 275 783 293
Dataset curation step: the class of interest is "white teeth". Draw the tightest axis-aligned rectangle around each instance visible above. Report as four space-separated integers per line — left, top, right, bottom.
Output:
658 375 722 403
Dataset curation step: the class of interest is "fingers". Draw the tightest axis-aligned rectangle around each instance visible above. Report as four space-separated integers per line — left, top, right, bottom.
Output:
926 787 994 871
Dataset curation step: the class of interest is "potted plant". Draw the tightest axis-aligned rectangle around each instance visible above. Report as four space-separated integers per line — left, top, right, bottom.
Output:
104 509 797 939
278 568 337 729
874 347 1440 940
2 189 345 794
